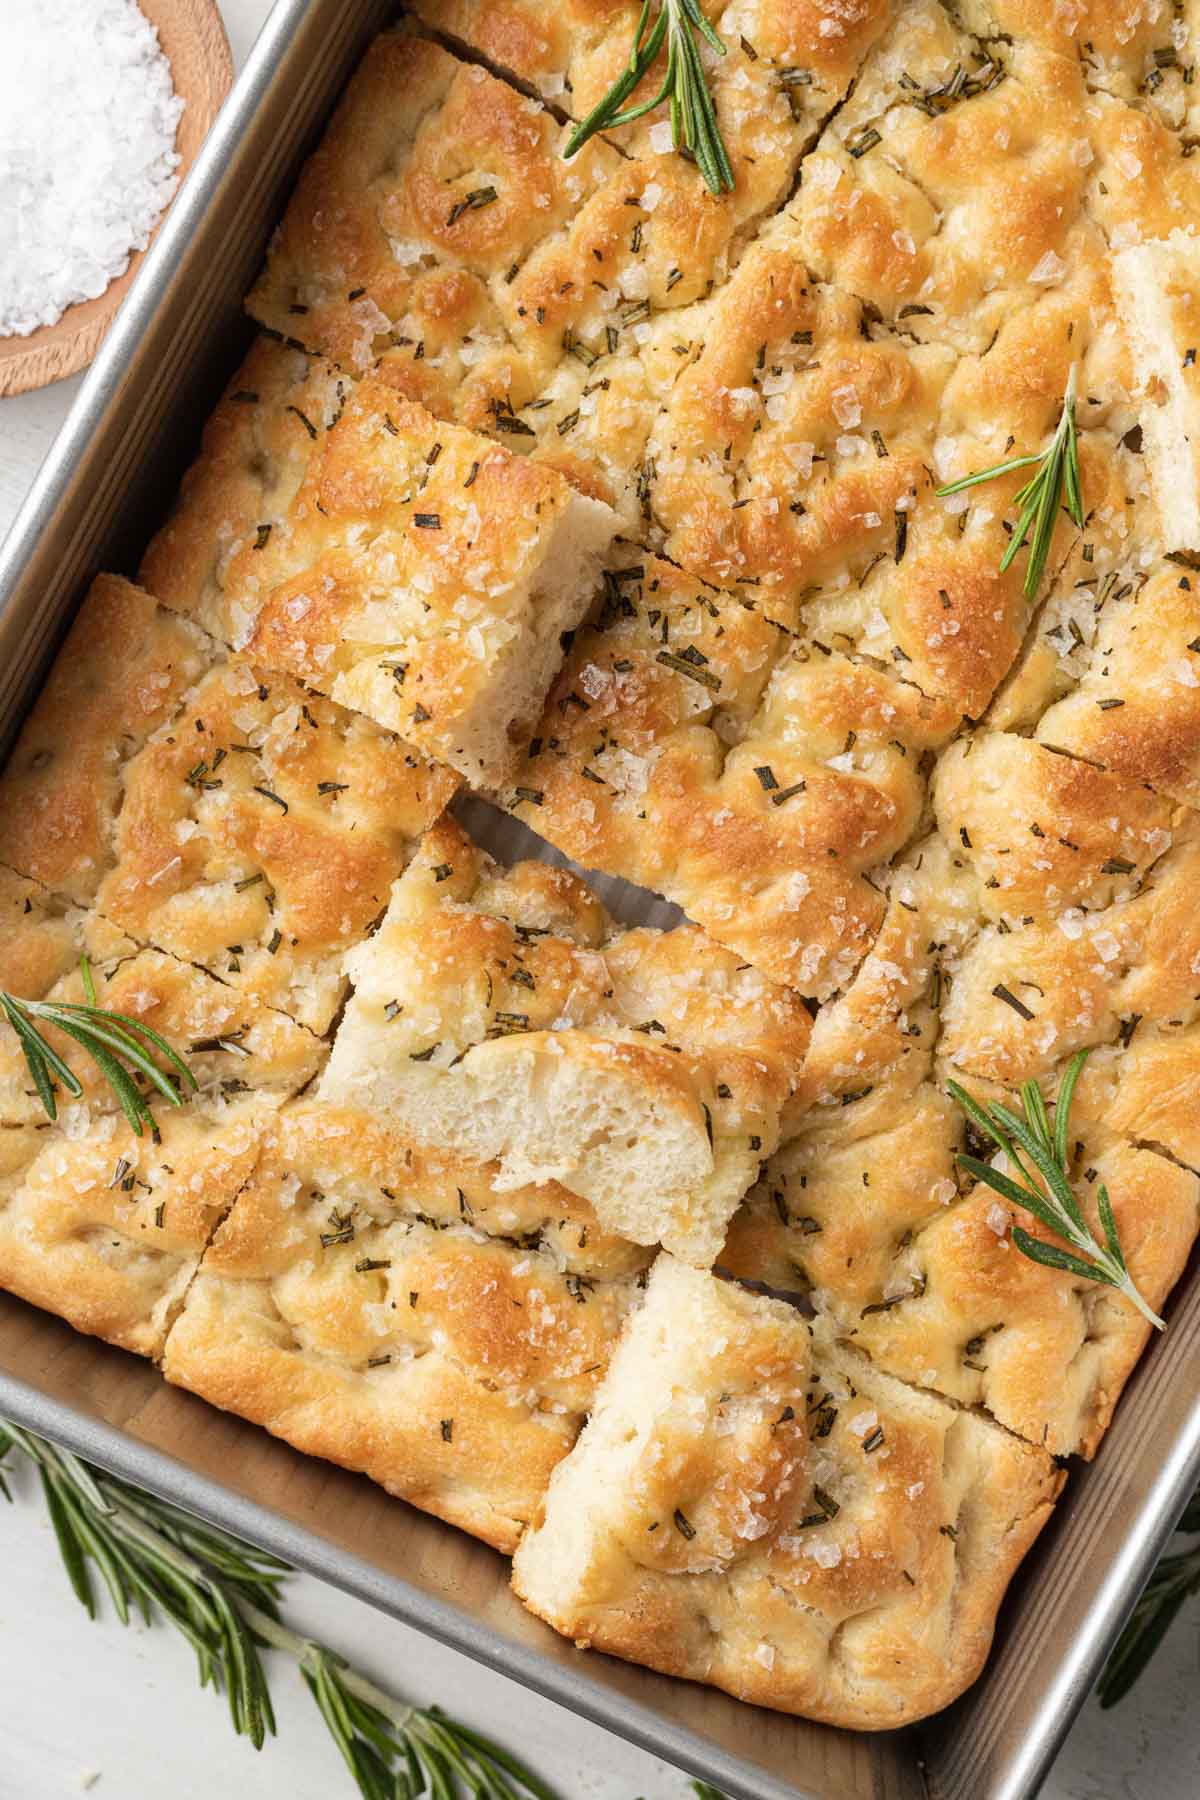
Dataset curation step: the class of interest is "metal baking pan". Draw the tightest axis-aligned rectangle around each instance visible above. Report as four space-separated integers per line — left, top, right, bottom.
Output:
2 3 1199 1795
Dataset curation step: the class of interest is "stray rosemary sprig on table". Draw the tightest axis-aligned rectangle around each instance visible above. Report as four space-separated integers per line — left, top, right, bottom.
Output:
0 1423 559 1800
0 954 195 1135
1099 1485 1200 1708
947 1049 1164 1330
563 0 734 196
936 364 1083 599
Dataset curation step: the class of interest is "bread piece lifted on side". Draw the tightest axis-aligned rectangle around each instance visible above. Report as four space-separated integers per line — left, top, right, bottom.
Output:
513 1257 1062 1730
142 341 618 789
318 816 812 1265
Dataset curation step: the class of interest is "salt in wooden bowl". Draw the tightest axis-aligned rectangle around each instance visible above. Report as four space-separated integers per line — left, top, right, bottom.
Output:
0 0 233 399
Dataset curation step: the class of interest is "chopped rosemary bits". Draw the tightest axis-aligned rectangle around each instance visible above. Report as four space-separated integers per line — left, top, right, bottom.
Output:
446 185 498 227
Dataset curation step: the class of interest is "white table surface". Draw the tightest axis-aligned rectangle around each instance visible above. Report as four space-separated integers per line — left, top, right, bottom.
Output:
1 4 1199 1795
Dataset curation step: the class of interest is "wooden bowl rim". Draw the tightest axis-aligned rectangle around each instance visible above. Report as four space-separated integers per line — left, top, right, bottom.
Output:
0 0 234 401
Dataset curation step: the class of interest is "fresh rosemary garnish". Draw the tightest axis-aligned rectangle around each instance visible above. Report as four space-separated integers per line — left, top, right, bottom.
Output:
947 1049 1164 1330
1099 1485 1200 1708
0 956 196 1136
0 1424 559 1800
935 365 1084 599
563 0 734 197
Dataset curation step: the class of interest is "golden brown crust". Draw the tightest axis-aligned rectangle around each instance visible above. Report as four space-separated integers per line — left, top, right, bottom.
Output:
95 663 456 1032
1032 561 1200 807
502 551 958 994
512 1260 1062 1728
163 1100 644 1551
6 0 1200 1737
0 946 324 1132
0 1105 268 1359
320 816 811 1262
413 0 891 222
157 367 616 786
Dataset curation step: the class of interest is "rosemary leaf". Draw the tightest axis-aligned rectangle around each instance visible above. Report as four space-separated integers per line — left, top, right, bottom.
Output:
563 0 734 196
0 1427 561 1799
947 1049 1163 1329
0 959 196 1137
936 366 1084 599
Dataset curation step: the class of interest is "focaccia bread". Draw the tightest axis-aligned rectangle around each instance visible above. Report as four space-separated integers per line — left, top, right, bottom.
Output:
502 550 958 994
243 34 667 530
140 339 350 628
0 572 455 1034
0 867 133 1025
319 815 812 1263
7 0 1200 1745
163 1100 648 1551
513 1258 1062 1728
148 359 617 788
722 1089 1197 1457
720 730 1200 1455
0 937 322 1356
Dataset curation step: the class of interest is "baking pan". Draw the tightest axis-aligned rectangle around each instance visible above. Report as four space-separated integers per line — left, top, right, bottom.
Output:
1 3 1199 1796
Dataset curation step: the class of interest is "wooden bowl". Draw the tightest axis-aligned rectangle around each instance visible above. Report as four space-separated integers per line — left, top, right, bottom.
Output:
0 0 233 399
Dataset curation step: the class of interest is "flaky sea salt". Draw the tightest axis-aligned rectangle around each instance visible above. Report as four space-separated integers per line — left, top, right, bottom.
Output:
0 0 184 338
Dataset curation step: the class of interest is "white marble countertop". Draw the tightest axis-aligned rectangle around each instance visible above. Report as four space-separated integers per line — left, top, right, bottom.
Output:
1 4 1198 1795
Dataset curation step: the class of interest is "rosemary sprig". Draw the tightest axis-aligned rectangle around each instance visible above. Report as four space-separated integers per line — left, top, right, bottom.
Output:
935 365 1083 599
0 1423 558 1800
1099 1485 1200 1707
563 0 734 196
947 1049 1164 1330
0 955 195 1136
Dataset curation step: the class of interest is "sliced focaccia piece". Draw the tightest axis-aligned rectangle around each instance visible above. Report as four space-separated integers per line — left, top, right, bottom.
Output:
0 945 324 1132
723 1084 1197 1457
935 823 1200 1098
0 572 455 1034
93 661 456 1033
140 339 350 630
783 3 1129 363
243 35 666 529
320 816 811 1264
0 1104 267 1360
163 1100 647 1552
502 553 958 995
0 942 323 1356
174 374 616 788
512 1258 1061 1729
1112 232 1200 552
844 1121 1196 1459
0 575 212 904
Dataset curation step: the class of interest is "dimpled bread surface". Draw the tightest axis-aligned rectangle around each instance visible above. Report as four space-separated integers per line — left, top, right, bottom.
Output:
2 0 1199 1738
